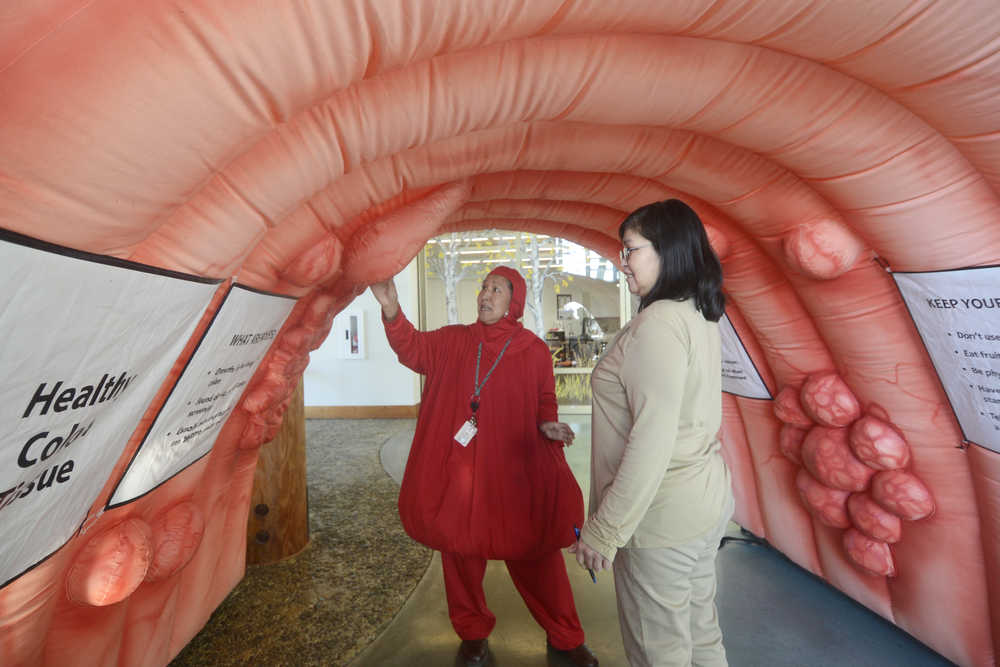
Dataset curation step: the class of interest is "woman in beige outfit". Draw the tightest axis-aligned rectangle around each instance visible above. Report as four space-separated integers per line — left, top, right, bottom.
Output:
570 199 734 667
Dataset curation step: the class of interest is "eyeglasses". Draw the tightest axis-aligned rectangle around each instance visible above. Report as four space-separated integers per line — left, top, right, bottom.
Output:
619 244 651 264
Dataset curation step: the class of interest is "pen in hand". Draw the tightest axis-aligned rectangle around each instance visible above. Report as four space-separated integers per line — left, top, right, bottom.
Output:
573 525 597 583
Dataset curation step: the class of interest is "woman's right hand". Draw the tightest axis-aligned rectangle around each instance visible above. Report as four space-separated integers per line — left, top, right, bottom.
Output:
370 279 400 321
568 539 613 572
540 421 575 445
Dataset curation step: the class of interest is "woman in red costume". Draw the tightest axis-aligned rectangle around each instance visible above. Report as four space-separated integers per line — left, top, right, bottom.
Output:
370 266 598 667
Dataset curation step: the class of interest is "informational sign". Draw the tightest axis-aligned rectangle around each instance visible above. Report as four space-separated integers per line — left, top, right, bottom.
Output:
893 266 1000 452
720 314 772 400
108 284 297 507
0 231 221 588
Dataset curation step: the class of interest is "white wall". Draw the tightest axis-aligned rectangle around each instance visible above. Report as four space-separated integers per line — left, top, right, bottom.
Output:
303 260 421 407
563 275 620 319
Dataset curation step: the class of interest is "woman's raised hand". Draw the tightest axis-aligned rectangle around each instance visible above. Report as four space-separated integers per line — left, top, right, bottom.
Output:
370 279 400 321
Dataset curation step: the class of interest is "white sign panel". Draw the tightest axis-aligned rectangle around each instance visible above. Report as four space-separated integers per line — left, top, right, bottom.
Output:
893 266 1000 452
720 314 771 400
0 232 220 588
108 284 297 506
335 309 366 359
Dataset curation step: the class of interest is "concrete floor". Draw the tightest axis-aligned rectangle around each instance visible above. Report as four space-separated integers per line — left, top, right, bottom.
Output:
175 416 955 666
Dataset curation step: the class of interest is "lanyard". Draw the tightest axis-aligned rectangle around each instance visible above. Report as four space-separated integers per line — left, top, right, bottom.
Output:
470 338 512 414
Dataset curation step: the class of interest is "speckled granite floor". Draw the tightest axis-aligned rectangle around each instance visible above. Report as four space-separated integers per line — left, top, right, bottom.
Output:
170 418 429 667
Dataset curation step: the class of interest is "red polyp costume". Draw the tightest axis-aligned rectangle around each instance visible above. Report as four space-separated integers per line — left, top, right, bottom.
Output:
382 265 586 649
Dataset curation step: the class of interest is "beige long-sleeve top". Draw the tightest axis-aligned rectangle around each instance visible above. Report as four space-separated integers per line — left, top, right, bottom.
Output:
581 298 731 561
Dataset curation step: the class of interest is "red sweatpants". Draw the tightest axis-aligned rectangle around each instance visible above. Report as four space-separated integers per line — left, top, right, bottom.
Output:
441 549 585 650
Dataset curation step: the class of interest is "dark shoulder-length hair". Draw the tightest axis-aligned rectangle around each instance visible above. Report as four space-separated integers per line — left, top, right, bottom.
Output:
619 198 725 321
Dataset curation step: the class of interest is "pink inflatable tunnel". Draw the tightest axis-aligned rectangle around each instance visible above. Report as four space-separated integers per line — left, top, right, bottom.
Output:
1 2 999 665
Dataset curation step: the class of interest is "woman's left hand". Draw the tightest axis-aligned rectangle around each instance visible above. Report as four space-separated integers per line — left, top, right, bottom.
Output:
539 421 575 445
567 539 613 572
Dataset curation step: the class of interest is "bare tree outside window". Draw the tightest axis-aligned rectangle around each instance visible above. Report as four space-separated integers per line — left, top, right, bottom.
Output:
513 232 571 339
424 230 509 324
424 230 571 336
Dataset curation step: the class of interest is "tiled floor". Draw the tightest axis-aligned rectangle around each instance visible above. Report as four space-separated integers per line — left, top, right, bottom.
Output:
175 417 955 666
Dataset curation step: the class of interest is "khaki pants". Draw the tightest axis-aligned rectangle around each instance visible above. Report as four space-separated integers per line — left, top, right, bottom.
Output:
613 497 734 667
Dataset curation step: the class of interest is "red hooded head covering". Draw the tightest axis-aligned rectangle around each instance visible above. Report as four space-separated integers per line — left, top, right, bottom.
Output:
471 265 534 351
487 265 526 321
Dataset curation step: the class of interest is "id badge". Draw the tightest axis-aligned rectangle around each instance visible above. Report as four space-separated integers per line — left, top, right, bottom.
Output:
454 419 478 447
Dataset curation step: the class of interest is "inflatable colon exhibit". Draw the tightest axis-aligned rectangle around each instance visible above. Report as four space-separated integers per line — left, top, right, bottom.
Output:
0 2 999 666
780 373 934 578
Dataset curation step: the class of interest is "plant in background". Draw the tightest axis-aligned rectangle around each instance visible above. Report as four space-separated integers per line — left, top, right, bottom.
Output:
555 371 592 404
